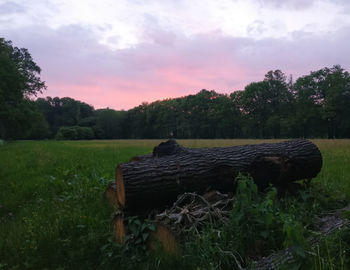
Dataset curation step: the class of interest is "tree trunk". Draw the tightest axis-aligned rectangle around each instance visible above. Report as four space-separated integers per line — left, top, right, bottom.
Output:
116 139 322 212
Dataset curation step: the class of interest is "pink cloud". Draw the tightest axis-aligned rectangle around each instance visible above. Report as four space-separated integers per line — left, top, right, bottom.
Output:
32 28 251 109
6 24 350 110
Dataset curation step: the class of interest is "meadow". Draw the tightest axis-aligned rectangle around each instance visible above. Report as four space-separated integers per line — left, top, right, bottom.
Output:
0 139 350 269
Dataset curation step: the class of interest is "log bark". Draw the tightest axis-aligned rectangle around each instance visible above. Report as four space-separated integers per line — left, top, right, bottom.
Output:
116 139 322 212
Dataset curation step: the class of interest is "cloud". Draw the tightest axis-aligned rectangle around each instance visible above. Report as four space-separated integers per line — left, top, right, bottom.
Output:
0 1 25 14
3 0 349 49
2 19 350 110
257 0 315 9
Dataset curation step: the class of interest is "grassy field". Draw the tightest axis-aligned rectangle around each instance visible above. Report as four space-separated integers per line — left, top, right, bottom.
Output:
0 139 350 269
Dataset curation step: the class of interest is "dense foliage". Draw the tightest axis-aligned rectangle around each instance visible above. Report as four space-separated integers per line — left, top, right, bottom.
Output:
2 37 350 140
0 38 48 139
34 66 350 140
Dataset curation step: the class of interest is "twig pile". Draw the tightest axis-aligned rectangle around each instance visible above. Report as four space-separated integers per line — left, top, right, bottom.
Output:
154 191 235 236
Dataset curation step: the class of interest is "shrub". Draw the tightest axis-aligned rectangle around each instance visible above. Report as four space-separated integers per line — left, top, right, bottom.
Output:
56 126 94 140
75 126 94 140
56 126 77 140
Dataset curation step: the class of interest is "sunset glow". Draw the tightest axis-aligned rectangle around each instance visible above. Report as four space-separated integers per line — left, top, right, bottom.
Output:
1 0 350 109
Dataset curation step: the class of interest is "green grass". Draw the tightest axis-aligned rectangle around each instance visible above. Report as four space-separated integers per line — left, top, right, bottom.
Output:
0 139 350 269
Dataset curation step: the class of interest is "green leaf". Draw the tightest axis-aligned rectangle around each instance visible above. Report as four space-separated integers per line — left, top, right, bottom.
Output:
142 232 149 241
141 223 148 231
135 219 141 226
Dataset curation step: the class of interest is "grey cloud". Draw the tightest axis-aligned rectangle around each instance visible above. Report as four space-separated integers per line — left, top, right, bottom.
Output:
0 1 25 15
258 0 350 11
1 24 123 83
141 14 177 46
247 20 267 36
257 0 315 10
237 27 350 77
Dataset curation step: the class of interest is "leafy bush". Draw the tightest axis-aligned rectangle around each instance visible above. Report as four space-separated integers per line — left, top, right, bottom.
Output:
56 126 94 140
230 175 308 258
56 126 77 140
100 216 156 269
177 174 312 269
92 126 105 139
75 126 94 140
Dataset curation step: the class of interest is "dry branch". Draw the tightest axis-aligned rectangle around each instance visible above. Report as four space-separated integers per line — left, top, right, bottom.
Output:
148 191 234 253
155 191 234 236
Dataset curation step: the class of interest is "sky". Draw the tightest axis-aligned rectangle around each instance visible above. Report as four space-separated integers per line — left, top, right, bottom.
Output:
1 0 350 110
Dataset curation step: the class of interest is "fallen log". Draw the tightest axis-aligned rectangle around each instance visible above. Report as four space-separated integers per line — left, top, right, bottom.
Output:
116 139 322 213
105 181 159 217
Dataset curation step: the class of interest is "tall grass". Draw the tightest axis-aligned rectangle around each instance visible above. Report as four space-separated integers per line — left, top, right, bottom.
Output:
0 139 349 269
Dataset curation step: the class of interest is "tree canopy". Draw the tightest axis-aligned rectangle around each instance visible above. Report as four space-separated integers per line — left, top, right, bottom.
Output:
0 37 47 139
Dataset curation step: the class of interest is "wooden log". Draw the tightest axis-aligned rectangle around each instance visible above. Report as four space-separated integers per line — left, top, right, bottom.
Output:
113 214 125 244
148 224 179 254
104 182 119 208
116 139 322 212
105 182 125 243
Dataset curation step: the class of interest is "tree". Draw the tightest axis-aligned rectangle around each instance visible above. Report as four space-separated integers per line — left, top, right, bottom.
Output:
263 70 295 138
294 65 350 138
0 37 46 139
0 99 49 139
95 109 127 139
240 70 294 138
36 96 95 137
240 81 271 138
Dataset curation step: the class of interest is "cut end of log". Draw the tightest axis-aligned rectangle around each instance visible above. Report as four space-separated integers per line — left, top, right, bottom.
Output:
116 165 125 207
149 224 178 254
113 215 126 244
104 182 119 208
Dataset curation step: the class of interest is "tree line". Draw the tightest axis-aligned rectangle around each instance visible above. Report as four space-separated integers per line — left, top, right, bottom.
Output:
1 37 350 140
